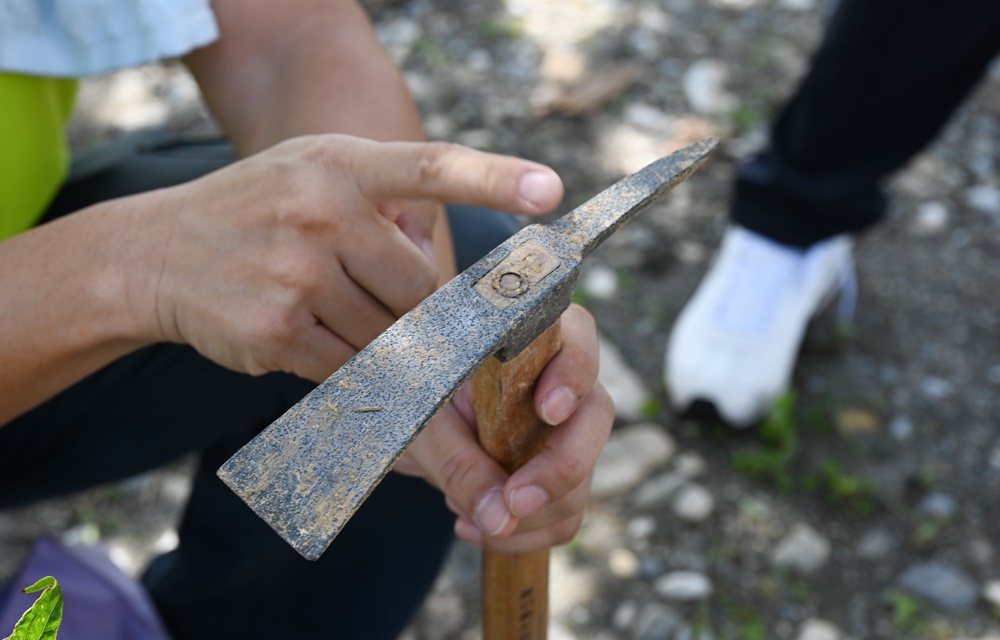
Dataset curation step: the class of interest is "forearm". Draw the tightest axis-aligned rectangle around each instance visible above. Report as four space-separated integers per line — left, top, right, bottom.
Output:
184 0 454 279
0 196 162 425
187 0 423 153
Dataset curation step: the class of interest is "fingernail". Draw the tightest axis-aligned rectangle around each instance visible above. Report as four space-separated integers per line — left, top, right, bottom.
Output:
510 485 549 518
455 517 482 543
474 489 510 536
540 386 576 425
519 170 558 210
421 238 438 270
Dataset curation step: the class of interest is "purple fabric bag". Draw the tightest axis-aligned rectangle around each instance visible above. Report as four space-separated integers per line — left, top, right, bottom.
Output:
0 537 171 639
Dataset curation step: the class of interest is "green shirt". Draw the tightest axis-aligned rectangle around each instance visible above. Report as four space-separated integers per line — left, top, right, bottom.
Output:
0 72 78 240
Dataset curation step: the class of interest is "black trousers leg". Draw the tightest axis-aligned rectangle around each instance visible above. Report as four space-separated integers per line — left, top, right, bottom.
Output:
0 135 518 639
732 0 1000 248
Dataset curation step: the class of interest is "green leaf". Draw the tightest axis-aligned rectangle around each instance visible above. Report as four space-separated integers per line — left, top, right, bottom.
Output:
4 576 63 640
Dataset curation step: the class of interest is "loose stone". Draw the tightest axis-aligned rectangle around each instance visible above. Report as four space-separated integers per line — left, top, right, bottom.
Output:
672 483 715 522
634 472 687 508
770 524 831 575
581 264 619 301
608 547 641 578
918 492 957 520
597 338 652 423
855 528 897 560
897 561 979 611
796 618 841 640
982 580 1000 607
682 59 736 115
591 424 676 498
655 571 713 601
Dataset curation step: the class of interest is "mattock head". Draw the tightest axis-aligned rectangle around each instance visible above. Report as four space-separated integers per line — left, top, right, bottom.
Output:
217 137 720 560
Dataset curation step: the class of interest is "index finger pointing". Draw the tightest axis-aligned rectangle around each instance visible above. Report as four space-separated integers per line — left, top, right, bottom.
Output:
330 136 565 215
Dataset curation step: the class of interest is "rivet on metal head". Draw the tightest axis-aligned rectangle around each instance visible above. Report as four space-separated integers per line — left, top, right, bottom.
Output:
496 272 527 297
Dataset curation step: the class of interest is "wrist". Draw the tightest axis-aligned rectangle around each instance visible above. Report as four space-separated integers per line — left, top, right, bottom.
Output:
91 190 178 347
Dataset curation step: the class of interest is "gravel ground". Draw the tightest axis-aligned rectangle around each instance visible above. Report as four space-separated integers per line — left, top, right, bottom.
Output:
3 0 999 639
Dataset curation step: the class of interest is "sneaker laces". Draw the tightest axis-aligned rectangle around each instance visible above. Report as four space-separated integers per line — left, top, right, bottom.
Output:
711 231 857 336
712 235 802 336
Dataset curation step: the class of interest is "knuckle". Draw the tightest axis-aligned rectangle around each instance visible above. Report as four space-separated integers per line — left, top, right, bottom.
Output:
550 515 584 546
438 448 482 508
249 305 300 349
545 447 590 490
416 142 460 186
405 263 439 303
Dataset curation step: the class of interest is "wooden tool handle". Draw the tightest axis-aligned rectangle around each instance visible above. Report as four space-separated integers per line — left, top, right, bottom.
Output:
474 321 561 640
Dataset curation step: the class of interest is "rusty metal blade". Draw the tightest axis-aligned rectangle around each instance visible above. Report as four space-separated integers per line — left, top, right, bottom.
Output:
217 137 718 560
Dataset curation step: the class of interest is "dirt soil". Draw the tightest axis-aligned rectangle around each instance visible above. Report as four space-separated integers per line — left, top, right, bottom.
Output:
2 0 999 639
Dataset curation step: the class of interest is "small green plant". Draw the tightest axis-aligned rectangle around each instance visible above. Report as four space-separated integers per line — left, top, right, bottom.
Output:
691 601 711 636
479 16 525 39
640 397 662 418
912 518 946 547
884 589 922 633
731 104 766 136
413 37 449 67
820 457 876 513
731 391 798 492
4 576 63 640
571 287 589 307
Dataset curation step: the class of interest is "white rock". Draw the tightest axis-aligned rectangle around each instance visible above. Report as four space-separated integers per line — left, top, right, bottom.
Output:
966 184 1000 214
151 528 180 554
466 48 493 73
921 376 954 400
547 621 578 640
626 515 657 541
608 547 641 578
912 201 949 235
655 571 713 601
454 128 495 150
796 618 841 640
597 337 651 422
592 424 676 498
674 240 707 265
581 265 619 300
376 17 421 63
682 59 737 115
613 601 639 629
634 471 686 507
779 0 816 10
674 452 707 479
710 0 759 8
95 69 168 130
983 580 1000 607
624 102 674 132
423 113 456 139
771 523 831 574
889 415 913 441
672 483 715 522
855 528 896 560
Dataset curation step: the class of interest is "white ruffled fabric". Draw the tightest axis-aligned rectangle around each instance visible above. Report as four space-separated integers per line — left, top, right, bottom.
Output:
0 0 218 76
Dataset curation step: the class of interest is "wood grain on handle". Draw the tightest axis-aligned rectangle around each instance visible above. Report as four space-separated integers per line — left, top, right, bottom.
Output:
474 321 561 640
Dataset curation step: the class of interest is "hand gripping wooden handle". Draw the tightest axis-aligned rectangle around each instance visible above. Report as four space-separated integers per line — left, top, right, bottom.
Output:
473 321 561 640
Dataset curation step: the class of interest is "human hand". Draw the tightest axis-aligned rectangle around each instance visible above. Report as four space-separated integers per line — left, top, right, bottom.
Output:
393 304 614 554
129 135 563 382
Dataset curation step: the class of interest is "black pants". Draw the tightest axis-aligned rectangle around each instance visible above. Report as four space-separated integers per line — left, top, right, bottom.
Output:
732 0 1000 248
0 135 518 639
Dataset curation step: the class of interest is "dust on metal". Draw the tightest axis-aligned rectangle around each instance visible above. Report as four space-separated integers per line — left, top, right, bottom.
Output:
217 137 719 561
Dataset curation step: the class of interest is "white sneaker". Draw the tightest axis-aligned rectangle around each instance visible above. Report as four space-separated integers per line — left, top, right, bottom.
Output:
664 225 856 427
